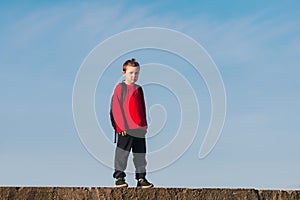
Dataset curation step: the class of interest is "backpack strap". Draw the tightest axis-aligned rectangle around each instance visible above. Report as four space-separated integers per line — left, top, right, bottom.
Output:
120 81 129 130
121 81 126 102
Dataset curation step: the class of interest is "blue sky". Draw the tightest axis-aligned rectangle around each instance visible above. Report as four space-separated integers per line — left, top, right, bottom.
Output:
1 1 300 189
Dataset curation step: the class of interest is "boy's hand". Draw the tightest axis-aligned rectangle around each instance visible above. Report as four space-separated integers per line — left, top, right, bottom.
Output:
119 130 127 136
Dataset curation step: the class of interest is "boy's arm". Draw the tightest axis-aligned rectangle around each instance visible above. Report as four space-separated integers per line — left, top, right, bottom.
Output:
139 87 148 128
112 84 127 133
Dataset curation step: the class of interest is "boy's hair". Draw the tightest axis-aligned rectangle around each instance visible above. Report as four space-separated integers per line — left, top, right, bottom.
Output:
122 58 140 72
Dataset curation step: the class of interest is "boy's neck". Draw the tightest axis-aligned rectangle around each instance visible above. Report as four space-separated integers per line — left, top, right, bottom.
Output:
123 80 136 86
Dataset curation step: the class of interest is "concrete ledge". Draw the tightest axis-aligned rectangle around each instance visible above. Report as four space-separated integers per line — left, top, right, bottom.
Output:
1 187 300 200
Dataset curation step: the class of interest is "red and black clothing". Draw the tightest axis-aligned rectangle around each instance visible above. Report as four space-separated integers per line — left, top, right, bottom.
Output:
111 83 147 133
112 82 148 180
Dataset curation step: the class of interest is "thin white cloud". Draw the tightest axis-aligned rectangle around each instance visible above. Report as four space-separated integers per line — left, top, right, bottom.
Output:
194 16 299 68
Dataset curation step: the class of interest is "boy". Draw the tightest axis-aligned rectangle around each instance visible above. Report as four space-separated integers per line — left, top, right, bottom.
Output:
111 58 153 188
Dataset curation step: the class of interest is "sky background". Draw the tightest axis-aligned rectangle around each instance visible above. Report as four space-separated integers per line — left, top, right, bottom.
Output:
1 0 300 189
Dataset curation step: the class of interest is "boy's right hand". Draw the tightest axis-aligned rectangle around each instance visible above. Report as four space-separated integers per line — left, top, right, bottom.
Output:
119 130 127 136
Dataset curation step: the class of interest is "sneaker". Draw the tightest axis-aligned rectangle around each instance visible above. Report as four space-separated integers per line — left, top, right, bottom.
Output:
137 178 154 188
114 178 128 188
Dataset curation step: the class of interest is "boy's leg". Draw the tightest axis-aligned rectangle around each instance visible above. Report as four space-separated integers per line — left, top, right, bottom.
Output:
113 134 133 179
132 136 147 180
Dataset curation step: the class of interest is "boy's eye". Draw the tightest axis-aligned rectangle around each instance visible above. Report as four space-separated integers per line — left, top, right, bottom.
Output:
129 72 138 75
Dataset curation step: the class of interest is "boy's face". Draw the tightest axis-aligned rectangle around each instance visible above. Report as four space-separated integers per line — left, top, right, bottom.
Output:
122 65 140 85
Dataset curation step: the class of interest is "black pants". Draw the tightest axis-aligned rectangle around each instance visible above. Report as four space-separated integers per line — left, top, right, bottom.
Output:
113 131 147 180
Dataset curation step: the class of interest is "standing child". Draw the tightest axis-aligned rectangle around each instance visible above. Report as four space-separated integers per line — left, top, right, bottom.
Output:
111 58 153 188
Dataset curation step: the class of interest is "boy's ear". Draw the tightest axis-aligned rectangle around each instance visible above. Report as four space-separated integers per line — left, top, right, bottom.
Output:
122 71 126 75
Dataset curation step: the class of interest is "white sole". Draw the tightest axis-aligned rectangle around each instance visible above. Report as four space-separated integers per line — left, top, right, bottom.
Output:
114 184 128 188
138 185 154 189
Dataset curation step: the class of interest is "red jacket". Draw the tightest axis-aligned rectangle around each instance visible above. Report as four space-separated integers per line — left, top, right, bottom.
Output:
112 83 147 133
